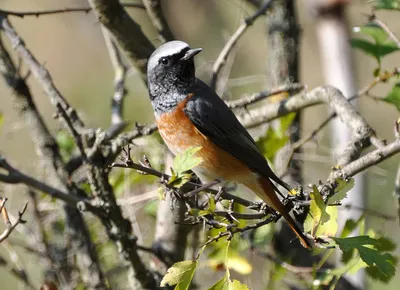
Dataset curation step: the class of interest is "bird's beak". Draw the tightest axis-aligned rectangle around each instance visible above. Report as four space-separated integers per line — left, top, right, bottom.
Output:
181 48 203 61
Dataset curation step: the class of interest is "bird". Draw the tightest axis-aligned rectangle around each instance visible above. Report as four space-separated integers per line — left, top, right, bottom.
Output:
147 40 312 249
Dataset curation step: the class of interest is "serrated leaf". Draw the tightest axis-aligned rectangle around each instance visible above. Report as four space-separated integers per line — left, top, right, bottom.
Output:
383 83 400 111
373 0 400 10
330 178 354 204
334 236 397 281
173 146 202 175
160 260 198 289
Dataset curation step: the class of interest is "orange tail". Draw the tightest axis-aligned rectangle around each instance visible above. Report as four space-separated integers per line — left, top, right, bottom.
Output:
257 177 312 249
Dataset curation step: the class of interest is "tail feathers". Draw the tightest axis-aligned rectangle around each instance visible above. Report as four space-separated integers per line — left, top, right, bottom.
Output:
258 177 312 249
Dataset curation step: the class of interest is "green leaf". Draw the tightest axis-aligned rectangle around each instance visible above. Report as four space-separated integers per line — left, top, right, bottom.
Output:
208 268 250 290
383 83 400 111
160 260 198 289
256 113 295 162
316 206 338 237
373 0 400 10
304 186 329 236
330 178 354 204
351 23 400 68
334 236 397 282
173 146 202 175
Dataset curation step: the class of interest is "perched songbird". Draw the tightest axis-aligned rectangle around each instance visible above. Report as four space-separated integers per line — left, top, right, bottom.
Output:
147 41 312 249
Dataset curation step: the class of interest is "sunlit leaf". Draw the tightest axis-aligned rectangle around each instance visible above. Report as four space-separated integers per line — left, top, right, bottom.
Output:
329 177 354 204
383 83 400 111
173 146 202 174
256 113 294 161
316 206 338 237
160 260 198 289
304 186 329 236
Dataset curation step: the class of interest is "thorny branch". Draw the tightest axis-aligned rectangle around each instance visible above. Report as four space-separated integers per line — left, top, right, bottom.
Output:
210 0 273 90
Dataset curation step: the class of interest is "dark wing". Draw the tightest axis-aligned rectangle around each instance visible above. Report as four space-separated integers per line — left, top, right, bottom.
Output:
184 79 290 191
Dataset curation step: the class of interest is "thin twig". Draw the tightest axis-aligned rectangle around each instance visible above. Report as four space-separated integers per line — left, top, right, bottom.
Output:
101 27 128 135
0 15 85 131
142 0 174 43
0 156 91 209
227 83 305 109
0 3 145 18
0 202 28 243
210 0 273 90
370 15 400 49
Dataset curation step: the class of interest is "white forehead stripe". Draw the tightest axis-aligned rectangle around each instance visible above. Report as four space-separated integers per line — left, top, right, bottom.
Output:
147 41 190 72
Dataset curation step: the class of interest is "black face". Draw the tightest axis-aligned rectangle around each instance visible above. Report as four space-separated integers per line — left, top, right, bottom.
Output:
149 47 195 92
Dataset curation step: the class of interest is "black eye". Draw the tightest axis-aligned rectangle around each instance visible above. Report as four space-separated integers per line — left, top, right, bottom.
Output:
160 57 169 66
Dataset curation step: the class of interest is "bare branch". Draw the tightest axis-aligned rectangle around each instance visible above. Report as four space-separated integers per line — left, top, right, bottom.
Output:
87 0 155 81
329 138 400 181
0 3 145 18
227 83 304 109
101 27 128 135
0 201 28 243
210 0 273 90
143 0 174 43
0 34 108 288
0 15 85 131
0 156 92 209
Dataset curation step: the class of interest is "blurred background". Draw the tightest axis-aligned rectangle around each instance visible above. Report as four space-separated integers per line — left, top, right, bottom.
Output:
0 0 399 289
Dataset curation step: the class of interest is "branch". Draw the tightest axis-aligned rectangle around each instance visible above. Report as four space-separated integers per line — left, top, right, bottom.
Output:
329 138 400 181
0 201 28 243
0 3 145 18
0 15 85 131
210 0 273 90
87 0 155 81
0 156 92 209
227 83 304 109
101 27 128 137
0 34 107 288
110 160 253 207
143 0 174 43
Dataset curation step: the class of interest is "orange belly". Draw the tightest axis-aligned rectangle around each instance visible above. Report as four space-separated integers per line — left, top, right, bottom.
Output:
155 98 253 183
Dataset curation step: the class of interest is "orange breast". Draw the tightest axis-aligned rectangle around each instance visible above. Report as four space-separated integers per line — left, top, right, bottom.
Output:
156 95 252 182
